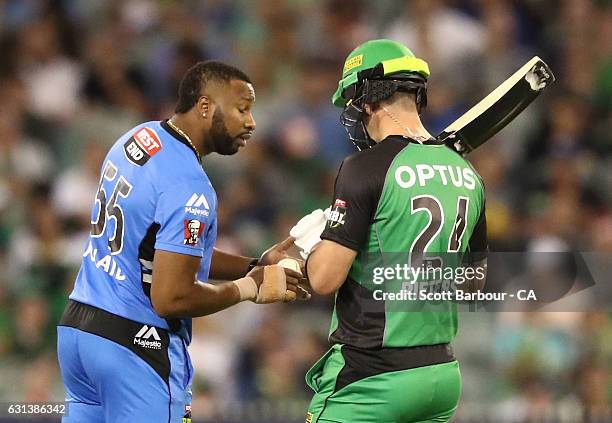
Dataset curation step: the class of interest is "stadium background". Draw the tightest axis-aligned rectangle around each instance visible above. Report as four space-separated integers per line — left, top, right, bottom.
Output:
0 0 610 421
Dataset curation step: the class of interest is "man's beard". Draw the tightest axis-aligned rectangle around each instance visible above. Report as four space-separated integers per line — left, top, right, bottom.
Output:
209 108 239 155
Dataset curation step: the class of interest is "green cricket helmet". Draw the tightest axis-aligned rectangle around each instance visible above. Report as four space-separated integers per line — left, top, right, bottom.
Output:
333 39 430 150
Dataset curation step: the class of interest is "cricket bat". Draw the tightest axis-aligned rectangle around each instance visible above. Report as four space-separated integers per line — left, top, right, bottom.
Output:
437 56 555 155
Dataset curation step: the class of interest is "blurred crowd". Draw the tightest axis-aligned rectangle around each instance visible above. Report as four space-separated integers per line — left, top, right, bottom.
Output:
0 0 610 421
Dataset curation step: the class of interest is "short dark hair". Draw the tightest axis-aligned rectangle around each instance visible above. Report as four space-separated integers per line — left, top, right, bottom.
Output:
175 60 251 113
379 89 417 108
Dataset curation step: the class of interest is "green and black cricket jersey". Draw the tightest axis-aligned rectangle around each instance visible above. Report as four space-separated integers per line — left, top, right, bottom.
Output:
320 135 487 349
306 135 487 423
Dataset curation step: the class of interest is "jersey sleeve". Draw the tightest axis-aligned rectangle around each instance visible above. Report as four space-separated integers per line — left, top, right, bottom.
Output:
154 185 213 257
465 202 488 263
320 156 379 251
196 216 217 281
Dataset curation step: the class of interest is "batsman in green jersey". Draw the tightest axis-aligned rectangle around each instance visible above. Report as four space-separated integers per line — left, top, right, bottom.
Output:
303 40 488 423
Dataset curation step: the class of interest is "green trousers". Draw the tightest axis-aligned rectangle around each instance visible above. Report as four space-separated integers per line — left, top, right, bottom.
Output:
305 345 461 423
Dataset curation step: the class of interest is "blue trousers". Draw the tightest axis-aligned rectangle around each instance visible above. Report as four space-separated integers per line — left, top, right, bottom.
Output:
57 326 193 422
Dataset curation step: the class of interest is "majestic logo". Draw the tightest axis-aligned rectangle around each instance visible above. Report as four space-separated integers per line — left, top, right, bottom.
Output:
123 127 162 166
183 219 205 246
186 193 210 209
328 198 347 229
185 193 210 216
133 325 162 350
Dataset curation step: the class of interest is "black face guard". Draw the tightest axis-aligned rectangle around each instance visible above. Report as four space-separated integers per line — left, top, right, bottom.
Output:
339 73 428 151
340 96 375 151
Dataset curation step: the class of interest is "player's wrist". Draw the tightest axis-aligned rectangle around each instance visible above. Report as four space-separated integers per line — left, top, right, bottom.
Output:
232 276 258 302
246 257 259 275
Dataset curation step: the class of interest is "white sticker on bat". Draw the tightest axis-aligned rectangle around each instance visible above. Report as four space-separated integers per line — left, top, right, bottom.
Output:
525 65 548 91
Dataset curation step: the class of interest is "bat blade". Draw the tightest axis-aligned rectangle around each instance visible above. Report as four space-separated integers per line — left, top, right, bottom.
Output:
437 56 555 155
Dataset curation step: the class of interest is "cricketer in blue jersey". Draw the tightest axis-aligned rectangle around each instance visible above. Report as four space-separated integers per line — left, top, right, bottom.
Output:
57 61 307 423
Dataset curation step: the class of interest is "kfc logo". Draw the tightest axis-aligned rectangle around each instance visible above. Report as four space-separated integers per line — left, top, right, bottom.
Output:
183 219 204 246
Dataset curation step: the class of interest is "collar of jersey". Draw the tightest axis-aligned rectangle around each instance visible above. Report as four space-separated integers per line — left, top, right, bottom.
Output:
383 134 445 146
160 119 201 162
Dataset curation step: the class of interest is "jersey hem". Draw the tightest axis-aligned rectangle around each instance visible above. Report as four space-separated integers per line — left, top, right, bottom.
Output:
320 234 360 252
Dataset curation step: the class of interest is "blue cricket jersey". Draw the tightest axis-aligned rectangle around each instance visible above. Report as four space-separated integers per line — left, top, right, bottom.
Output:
69 120 217 344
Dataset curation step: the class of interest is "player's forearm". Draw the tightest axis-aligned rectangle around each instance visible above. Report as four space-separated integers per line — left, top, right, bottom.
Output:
156 279 242 318
306 241 355 295
152 249 244 317
307 252 338 295
209 248 255 280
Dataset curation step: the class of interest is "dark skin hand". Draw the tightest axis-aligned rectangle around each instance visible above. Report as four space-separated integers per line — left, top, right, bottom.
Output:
209 237 298 280
259 236 304 266
258 237 309 297
151 250 306 318
245 265 306 301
